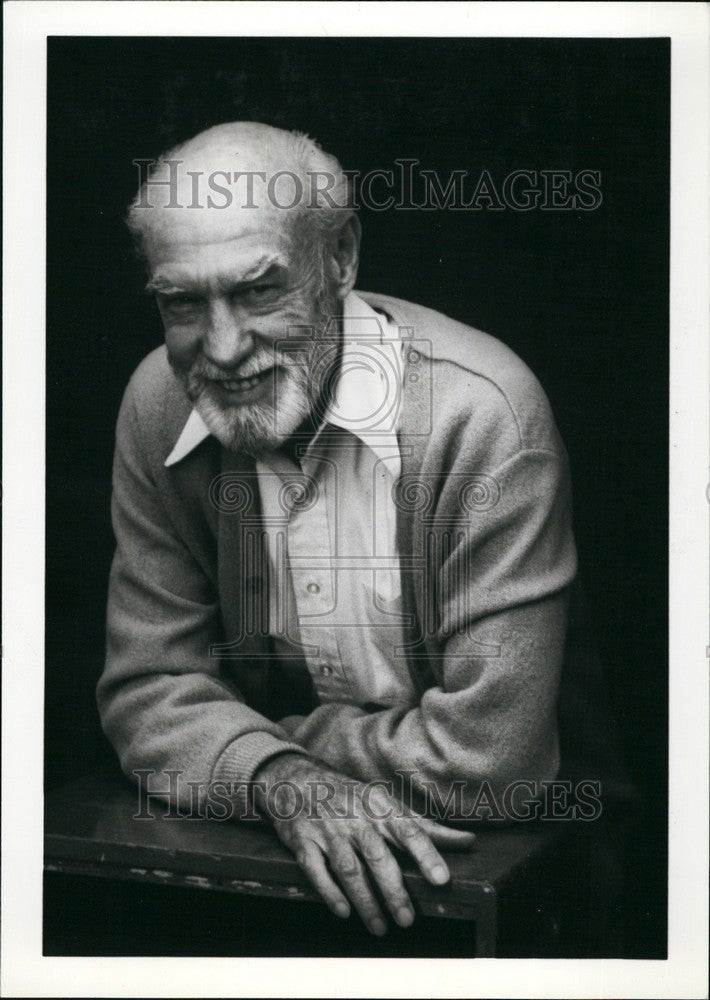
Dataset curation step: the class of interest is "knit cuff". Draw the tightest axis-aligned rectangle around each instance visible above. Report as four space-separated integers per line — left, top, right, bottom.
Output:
211 731 307 820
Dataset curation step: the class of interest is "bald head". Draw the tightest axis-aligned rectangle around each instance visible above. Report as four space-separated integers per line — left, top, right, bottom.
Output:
127 121 352 264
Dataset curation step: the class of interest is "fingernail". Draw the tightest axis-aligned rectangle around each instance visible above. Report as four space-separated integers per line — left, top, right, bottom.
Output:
431 864 448 884
370 918 387 936
397 906 414 927
335 902 350 918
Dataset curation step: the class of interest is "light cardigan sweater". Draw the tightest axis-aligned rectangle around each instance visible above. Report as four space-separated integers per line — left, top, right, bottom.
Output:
98 291 578 812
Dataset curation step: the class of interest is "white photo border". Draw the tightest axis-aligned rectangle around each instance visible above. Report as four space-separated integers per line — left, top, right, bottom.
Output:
3 2 708 997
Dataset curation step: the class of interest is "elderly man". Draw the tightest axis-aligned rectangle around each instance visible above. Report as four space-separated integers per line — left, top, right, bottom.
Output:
98 121 578 936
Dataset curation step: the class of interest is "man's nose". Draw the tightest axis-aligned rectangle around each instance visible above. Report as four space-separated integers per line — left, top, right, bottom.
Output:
203 299 254 369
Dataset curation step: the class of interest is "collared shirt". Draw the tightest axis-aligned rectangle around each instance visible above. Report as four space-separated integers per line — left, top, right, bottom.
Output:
165 292 417 708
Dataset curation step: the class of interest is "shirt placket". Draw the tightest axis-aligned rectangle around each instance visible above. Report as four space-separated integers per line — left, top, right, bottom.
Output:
287 457 352 703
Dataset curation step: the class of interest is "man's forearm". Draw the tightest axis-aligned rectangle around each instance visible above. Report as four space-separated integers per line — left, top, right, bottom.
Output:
277 592 569 811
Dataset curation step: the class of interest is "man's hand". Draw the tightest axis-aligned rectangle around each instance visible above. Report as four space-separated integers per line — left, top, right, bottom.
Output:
252 752 476 935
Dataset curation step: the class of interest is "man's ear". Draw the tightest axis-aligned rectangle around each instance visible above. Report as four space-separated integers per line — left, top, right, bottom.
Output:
330 213 361 299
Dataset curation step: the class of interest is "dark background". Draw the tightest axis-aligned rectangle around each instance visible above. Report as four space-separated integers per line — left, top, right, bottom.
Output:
46 36 669 956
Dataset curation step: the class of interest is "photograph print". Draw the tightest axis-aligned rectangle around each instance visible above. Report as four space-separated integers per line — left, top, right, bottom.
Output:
44 33 669 960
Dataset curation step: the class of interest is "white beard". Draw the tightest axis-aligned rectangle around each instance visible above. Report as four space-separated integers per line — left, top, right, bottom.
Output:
171 280 342 457
179 319 341 457
190 349 315 457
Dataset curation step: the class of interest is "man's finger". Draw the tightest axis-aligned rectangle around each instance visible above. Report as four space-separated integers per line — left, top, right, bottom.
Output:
385 815 452 885
416 818 477 850
327 834 388 936
292 836 351 920
356 826 415 928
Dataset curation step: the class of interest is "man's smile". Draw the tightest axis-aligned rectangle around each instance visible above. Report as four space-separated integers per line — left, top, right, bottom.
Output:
208 365 276 404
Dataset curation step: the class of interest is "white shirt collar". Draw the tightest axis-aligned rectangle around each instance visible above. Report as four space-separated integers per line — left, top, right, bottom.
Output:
165 292 402 467
318 292 402 463
164 407 212 468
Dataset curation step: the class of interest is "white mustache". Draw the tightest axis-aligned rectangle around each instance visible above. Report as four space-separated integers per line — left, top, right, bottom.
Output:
192 349 294 383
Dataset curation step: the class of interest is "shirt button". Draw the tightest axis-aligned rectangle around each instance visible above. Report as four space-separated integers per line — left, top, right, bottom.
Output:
319 664 334 677
306 582 320 595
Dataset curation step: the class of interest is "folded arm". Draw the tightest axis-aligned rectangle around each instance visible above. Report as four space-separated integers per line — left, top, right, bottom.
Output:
277 445 578 814
97 379 305 814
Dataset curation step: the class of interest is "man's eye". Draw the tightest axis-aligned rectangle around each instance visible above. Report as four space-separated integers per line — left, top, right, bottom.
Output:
169 295 199 308
249 284 276 298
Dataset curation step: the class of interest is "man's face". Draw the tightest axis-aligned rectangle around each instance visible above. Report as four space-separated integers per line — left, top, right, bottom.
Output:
146 204 339 456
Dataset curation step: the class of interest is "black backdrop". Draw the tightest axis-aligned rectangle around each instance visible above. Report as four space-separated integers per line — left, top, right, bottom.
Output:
45 36 669 954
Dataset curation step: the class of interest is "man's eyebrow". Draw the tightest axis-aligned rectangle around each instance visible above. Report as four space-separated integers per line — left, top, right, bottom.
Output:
216 258 287 293
145 256 287 297
236 256 286 283
144 276 189 295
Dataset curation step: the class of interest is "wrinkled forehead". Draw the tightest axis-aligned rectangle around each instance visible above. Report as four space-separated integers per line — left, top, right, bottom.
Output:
144 195 294 245
136 147 313 261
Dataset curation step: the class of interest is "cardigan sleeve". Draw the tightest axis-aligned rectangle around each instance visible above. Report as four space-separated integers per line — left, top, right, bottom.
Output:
278 442 577 814
96 378 305 814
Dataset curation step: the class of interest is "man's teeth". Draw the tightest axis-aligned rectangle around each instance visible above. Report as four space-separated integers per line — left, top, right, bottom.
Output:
221 371 267 392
